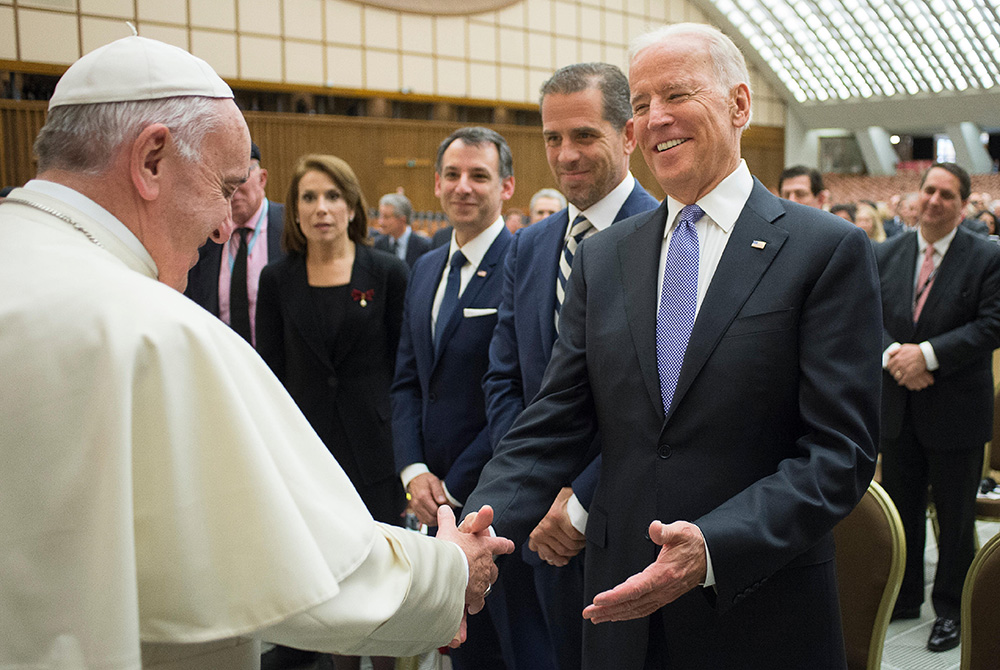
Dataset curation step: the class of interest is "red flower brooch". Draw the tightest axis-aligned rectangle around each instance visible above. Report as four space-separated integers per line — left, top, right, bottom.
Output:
352 289 374 307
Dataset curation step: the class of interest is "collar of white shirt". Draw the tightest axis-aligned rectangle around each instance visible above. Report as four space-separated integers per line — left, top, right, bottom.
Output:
663 159 753 238
917 225 957 259
567 172 636 236
447 216 506 269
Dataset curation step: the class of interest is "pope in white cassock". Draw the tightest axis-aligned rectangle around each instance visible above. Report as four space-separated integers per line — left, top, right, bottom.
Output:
0 36 513 670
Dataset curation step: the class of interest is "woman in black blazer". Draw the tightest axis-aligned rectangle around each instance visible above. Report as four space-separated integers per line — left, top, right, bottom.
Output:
257 156 408 670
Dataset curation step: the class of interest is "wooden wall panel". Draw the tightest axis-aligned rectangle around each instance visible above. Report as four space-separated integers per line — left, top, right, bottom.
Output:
0 101 46 190
0 103 784 215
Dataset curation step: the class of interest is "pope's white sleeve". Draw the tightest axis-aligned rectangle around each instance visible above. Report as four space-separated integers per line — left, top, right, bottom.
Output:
257 523 467 657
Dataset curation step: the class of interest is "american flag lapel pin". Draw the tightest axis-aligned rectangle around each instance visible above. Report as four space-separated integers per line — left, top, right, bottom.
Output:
751 240 767 249
476 270 487 277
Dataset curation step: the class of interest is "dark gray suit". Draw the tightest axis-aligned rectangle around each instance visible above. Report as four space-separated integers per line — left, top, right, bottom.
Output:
374 229 432 269
467 181 882 669
876 227 1000 619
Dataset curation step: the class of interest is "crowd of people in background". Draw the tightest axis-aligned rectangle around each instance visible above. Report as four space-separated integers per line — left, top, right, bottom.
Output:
779 163 1000 244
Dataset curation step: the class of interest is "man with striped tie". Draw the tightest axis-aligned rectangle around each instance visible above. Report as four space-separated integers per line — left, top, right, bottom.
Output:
482 62 657 670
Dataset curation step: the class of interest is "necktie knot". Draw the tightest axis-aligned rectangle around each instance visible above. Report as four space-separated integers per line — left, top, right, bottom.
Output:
678 204 704 228
450 249 467 270
569 214 593 241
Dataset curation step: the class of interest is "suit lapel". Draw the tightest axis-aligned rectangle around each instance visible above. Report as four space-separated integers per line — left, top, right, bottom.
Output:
416 247 448 371
669 182 789 422
618 202 670 415
538 211 569 351
330 246 376 368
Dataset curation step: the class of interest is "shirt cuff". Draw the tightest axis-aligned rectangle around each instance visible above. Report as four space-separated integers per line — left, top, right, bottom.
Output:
700 528 716 588
400 463 429 490
566 492 589 535
440 481 463 508
881 342 901 368
919 341 939 371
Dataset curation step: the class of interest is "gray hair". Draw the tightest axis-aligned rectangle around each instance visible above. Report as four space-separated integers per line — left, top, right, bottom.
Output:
435 126 513 180
379 193 413 224
530 188 566 211
539 63 632 131
629 23 752 127
34 96 225 174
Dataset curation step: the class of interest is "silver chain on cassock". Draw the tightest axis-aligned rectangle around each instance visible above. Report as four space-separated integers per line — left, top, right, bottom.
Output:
2 197 106 249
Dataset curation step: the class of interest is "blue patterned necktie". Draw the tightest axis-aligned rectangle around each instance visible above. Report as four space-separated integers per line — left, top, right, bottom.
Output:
435 249 467 352
657 204 703 414
555 214 594 331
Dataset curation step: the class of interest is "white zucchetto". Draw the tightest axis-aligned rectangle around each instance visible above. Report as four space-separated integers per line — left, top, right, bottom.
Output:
48 36 233 110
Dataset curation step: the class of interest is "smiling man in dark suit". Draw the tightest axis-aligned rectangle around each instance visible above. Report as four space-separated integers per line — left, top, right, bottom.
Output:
184 141 284 347
391 126 515 670
484 62 658 670
877 162 1000 652
465 23 881 670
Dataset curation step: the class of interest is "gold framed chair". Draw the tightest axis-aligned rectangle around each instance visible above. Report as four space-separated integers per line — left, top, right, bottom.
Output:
833 481 906 670
960 532 1000 669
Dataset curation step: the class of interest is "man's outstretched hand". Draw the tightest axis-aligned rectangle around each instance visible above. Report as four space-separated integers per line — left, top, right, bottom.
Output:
583 520 706 624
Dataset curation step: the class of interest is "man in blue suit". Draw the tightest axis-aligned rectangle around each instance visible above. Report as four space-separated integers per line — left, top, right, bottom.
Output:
392 126 515 670
484 62 658 670
465 24 880 669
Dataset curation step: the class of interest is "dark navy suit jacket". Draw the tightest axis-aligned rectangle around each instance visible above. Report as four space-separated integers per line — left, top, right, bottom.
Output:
184 200 285 315
392 227 513 504
484 181 659 509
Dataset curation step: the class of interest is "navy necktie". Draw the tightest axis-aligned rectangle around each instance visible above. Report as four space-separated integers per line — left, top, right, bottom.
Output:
435 250 466 352
230 227 252 343
555 214 594 331
657 204 703 414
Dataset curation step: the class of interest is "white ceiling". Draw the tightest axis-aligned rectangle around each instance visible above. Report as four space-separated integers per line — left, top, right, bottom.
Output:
691 0 1000 133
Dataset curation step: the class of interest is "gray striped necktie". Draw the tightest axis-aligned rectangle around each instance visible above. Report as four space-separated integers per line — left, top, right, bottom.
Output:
555 214 594 332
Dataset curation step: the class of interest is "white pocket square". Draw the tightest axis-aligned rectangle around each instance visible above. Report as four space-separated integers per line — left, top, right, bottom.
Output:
463 307 498 317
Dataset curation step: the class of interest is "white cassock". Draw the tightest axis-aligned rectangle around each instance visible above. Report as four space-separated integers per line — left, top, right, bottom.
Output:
0 182 466 670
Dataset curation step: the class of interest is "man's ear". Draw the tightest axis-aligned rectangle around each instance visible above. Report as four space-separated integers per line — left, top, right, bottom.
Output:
130 123 171 201
258 167 268 188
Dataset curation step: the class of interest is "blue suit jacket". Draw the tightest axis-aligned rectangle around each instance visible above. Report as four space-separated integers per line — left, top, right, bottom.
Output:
484 181 659 508
392 227 513 504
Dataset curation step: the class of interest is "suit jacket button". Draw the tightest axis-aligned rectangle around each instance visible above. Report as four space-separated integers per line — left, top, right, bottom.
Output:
327 376 337 389
657 444 672 459
429 392 437 403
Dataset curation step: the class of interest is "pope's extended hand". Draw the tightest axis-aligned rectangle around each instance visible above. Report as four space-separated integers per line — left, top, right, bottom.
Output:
436 505 514 646
583 520 706 624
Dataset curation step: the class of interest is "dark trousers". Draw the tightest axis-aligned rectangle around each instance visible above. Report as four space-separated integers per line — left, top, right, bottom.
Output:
486 549 558 670
533 551 585 670
881 418 984 620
